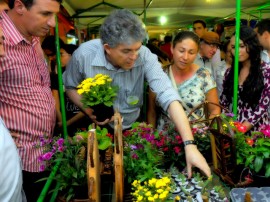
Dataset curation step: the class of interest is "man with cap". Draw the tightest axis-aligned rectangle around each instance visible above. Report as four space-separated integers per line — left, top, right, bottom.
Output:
194 31 220 78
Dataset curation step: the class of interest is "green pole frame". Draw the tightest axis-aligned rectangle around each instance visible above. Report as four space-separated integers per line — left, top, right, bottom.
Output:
233 0 241 119
37 14 68 201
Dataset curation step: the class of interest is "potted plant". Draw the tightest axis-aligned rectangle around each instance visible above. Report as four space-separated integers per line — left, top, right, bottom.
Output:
131 177 180 201
77 73 119 122
235 125 270 185
175 173 188 186
191 172 203 184
37 125 113 201
123 122 163 183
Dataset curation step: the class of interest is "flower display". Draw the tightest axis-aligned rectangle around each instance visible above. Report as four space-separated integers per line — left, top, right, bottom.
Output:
36 125 113 201
123 122 163 183
131 177 173 202
235 125 270 177
77 74 118 107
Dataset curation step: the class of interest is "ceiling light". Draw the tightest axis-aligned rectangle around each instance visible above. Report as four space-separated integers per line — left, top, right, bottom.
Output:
160 16 167 25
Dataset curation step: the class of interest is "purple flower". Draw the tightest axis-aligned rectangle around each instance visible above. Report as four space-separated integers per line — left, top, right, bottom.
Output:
58 146 65 152
131 153 138 159
225 113 235 118
38 155 44 162
56 138 64 146
43 152 53 161
39 164 46 172
130 145 137 150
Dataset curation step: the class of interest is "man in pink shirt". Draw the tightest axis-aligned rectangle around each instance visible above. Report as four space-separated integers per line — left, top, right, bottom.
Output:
0 0 61 201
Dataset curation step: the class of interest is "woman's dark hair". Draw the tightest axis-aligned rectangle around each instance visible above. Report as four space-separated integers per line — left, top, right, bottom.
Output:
222 26 263 109
172 31 200 49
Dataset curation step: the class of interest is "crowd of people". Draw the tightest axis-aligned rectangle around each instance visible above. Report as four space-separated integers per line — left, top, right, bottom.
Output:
0 0 270 201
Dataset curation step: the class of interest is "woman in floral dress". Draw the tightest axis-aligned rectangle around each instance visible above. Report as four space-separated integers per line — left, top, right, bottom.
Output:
147 31 220 133
220 26 270 132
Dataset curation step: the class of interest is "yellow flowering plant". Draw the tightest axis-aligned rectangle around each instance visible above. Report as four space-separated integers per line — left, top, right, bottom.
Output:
77 74 118 107
131 177 176 202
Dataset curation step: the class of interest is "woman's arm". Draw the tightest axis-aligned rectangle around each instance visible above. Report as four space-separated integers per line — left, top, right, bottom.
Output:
147 89 157 128
66 112 86 126
52 89 62 122
168 101 211 178
206 88 221 119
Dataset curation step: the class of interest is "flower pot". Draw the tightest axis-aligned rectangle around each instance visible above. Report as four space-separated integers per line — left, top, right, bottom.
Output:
91 104 114 122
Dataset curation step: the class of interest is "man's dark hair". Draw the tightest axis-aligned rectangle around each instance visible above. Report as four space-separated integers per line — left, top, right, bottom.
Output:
42 35 64 55
193 20 207 28
9 0 62 9
164 35 172 43
255 18 270 35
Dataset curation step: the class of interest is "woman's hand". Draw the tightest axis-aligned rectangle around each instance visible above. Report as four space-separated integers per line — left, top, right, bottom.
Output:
184 144 211 178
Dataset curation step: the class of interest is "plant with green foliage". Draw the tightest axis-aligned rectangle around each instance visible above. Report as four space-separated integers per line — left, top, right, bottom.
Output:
77 73 118 107
123 122 163 183
37 125 113 201
235 125 270 177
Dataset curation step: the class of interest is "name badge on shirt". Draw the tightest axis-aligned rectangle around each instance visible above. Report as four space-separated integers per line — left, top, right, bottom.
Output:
127 95 139 105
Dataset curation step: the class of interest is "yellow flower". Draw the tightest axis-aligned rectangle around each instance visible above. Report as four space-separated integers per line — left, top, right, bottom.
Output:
156 189 163 193
132 180 139 187
145 191 151 196
137 195 143 201
159 192 167 199
175 195 181 200
148 178 157 186
77 89 84 95
148 196 154 201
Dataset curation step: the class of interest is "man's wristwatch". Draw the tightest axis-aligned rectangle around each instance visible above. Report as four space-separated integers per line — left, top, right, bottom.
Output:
183 140 196 147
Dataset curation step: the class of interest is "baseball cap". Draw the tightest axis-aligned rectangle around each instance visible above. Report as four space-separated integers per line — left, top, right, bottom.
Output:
201 31 220 45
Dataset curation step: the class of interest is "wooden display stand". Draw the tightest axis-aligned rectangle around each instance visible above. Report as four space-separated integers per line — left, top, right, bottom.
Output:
87 129 101 202
209 116 252 187
209 116 238 186
114 112 124 202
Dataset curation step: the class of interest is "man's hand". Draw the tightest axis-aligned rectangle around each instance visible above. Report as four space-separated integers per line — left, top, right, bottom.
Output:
10 131 22 148
85 108 114 125
184 144 211 178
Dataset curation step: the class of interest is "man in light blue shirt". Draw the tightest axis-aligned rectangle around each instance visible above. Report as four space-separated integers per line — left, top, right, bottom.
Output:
63 9 211 178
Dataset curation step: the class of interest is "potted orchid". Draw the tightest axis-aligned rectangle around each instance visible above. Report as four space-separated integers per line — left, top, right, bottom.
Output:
77 74 119 122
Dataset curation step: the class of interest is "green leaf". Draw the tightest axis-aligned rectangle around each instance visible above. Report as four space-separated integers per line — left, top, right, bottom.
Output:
265 162 270 177
254 156 264 173
98 140 111 150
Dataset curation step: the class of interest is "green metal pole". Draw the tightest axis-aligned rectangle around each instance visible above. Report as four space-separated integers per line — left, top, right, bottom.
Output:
233 0 241 119
37 14 69 201
55 16 68 139
37 161 61 202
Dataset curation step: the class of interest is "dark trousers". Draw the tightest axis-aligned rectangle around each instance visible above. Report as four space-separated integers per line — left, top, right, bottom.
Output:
22 171 51 202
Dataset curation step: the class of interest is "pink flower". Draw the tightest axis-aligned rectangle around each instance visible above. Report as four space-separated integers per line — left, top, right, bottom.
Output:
173 146 181 154
56 138 64 146
43 152 53 161
132 153 138 159
58 146 65 152
260 125 270 137
39 164 46 172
